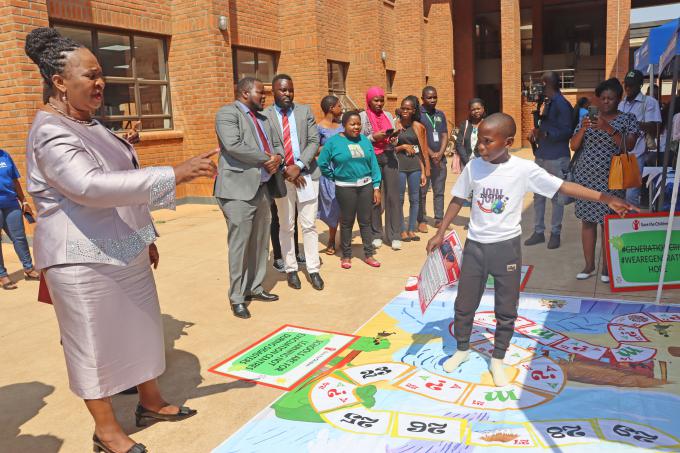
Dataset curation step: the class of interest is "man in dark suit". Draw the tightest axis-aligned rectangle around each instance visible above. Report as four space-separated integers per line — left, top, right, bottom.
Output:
214 77 284 319
264 74 324 291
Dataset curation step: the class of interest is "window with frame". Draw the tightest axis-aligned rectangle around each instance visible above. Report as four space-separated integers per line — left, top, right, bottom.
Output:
386 70 396 94
233 47 278 84
53 24 173 132
328 61 348 95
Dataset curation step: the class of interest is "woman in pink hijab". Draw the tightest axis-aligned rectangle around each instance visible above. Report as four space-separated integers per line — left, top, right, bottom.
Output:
360 87 402 250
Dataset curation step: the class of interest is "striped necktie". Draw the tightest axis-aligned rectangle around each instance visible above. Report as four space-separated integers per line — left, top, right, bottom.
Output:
281 108 295 166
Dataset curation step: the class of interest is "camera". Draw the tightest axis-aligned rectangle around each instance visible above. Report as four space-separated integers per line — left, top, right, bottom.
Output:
523 81 545 103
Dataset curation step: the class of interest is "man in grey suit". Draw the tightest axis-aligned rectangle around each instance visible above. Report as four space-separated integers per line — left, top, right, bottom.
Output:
264 74 324 291
215 77 284 319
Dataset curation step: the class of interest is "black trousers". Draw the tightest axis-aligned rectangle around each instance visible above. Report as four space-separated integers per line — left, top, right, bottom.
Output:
270 201 299 260
335 184 374 259
453 236 522 359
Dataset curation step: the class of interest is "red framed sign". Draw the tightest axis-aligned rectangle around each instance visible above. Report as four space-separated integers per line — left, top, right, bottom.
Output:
208 324 359 391
604 212 680 292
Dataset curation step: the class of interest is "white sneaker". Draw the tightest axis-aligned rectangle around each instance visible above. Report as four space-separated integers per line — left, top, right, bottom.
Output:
601 275 610 283
391 240 402 250
372 239 383 249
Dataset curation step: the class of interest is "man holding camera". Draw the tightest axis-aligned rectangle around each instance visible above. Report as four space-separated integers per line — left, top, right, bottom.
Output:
525 71 574 250
619 69 661 206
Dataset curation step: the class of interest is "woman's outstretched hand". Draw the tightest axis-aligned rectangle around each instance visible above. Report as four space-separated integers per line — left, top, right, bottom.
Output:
174 149 218 184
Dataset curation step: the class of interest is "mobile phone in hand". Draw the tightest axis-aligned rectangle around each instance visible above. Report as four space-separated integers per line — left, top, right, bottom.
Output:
385 128 394 136
588 106 599 122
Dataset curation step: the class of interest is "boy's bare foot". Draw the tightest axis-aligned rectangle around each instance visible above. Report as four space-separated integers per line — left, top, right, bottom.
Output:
443 350 469 373
490 358 509 387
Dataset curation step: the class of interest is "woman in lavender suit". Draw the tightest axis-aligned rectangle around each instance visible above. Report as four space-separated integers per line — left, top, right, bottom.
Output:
24 28 216 453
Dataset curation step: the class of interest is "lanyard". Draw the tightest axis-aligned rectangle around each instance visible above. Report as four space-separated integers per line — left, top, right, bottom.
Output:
423 111 437 129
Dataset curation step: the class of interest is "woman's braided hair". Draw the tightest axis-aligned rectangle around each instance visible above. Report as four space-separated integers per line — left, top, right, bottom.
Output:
24 27 83 88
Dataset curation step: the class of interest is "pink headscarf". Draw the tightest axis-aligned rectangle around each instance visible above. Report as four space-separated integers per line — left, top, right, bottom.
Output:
365 86 392 154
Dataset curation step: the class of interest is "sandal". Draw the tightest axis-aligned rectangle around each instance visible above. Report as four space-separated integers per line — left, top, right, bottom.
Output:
325 244 336 255
340 258 352 269
364 257 381 268
24 269 40 281
93 434 147 453
1 277 17 290
135 403 197 427
408 232 420 242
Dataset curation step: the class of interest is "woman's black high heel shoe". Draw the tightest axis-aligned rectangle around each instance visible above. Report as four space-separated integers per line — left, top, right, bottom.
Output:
92 434 147 453
135 403 197 427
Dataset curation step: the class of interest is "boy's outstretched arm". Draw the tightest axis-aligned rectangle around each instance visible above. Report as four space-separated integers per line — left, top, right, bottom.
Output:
559 181 639 216
426 197 466 254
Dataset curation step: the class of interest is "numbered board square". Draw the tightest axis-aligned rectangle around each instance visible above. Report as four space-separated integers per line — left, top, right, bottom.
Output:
646 311 680 322
396 371 469 403
608 324 649 343
471 339 534 366
532 419 601 447
552 338 607 360
461 384 547 411
393 413 465 443
513 358 565 394
309 375 359 413
321 406 393 436
610 313 656 328
596 419 680 449
468 422 540 448
516 325 567 346
610 344 657 363
342 362 413 385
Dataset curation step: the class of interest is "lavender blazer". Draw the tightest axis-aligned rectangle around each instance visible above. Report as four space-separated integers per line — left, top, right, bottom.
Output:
26 111 176 269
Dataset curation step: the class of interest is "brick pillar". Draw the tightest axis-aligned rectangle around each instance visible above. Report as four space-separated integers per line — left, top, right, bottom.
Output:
500 0 522 146
0 1 49 179
531 0 543 72
277 0 326 118
346 0 385 108
424 1 454 124
394 0 426 105
169 0 232 197
606 0 630 80
453 0 474 125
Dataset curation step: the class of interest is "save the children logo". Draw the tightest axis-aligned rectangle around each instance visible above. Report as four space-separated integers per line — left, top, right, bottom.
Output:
632 219 640 231
476 187 509 214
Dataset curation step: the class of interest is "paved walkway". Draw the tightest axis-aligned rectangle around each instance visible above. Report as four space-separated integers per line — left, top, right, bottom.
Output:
1 149 676 452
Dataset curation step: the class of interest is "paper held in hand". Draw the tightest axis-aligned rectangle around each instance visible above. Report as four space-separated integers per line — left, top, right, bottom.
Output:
418 230 464 314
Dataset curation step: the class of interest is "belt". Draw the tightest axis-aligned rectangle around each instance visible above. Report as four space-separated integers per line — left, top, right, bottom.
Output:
335 176 372 187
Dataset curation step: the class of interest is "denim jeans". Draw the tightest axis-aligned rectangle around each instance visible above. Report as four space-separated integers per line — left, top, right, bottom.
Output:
399 170 421 233
0 206 34 277
625 152 647 206
533 156 570 235
418 158 447 223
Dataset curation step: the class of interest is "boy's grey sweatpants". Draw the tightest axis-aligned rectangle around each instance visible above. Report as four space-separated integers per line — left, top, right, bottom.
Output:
453 236 522 359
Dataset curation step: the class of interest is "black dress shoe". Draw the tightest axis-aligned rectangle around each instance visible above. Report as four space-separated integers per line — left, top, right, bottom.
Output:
231 303 251 319
524 232 545 246
309 273 324 291
547 234 561 249
245 291 279 302
287 272 302 289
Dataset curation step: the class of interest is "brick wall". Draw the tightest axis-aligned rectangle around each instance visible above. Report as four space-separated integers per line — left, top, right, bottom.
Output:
3 0 460 203
605 0 630 80
500 0 522 146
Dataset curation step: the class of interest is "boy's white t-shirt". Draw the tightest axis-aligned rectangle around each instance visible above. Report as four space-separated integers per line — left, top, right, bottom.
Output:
451 155 564 244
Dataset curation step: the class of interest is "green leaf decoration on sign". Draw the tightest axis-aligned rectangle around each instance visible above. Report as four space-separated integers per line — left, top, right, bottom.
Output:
611 236 624 251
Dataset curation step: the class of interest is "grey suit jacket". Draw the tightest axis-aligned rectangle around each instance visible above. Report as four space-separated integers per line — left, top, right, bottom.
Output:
214 102 284 201
264 103 321 180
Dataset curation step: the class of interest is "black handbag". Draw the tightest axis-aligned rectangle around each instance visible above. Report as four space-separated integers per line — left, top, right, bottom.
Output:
267 170 287 198
558 146 585 206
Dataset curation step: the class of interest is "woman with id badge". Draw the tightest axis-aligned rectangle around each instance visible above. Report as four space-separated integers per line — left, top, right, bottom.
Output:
394 96 430 243
318 111 382 269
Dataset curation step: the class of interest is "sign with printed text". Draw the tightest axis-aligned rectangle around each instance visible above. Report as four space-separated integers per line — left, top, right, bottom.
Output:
605 212 680 292
209 325 358 390
418 230 464 313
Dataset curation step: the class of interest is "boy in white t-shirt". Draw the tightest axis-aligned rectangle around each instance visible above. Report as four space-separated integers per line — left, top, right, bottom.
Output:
426 113 636 387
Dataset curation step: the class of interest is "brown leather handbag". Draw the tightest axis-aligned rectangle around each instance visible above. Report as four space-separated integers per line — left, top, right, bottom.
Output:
609 131 642 190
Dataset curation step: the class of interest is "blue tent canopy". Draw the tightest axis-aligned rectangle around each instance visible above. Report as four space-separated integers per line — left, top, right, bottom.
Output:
634 18 679 75
660 20 680 77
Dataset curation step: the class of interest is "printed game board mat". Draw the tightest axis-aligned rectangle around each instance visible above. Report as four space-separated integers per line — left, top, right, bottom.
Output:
211 288 680 452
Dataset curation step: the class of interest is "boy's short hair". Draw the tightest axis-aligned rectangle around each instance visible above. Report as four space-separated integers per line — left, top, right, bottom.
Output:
483 112 516 138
